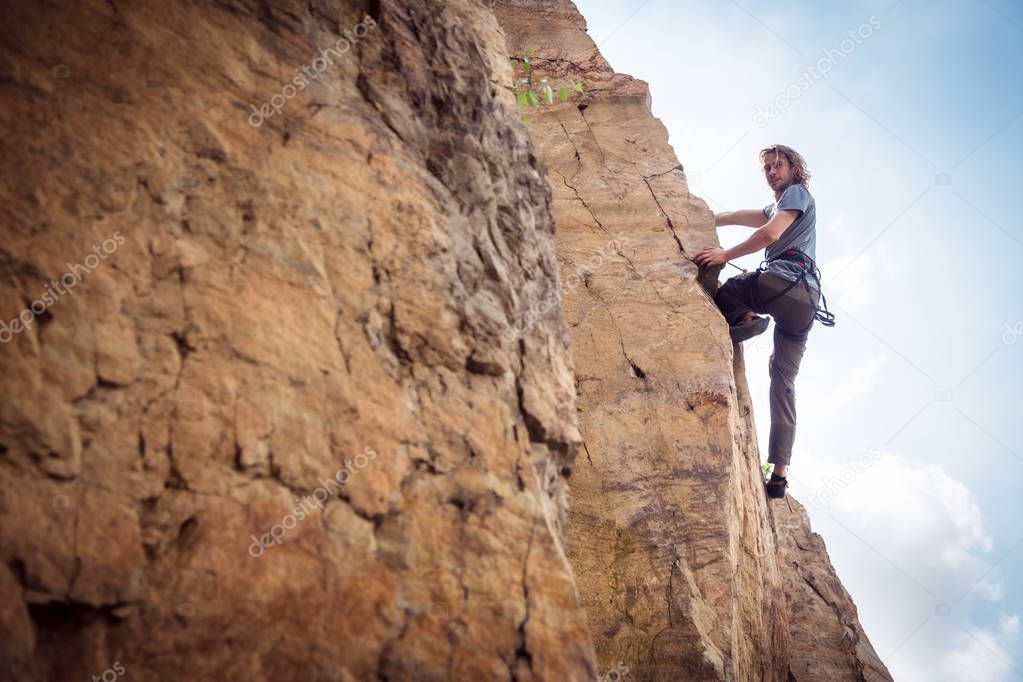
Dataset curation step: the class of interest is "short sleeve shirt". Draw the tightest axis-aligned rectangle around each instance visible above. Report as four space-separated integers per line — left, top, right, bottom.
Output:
763 183 819 290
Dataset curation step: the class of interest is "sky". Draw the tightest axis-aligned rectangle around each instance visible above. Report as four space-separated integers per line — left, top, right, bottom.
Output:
571 1 1023 679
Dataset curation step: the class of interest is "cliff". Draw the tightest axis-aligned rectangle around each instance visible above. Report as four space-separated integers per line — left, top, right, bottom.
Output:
0 1 593 679
493 1 892 680
0 0 889 680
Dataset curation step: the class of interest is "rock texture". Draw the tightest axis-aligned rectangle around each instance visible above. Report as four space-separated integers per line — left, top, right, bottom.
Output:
493 1 893 680
0 1 596 679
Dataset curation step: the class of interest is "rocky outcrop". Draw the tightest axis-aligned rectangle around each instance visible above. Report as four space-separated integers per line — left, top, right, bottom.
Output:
0 1 595 679
494 1 893 680
774 497 892 681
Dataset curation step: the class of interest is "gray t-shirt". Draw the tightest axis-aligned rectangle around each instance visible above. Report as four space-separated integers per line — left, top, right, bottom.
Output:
763 183 819 290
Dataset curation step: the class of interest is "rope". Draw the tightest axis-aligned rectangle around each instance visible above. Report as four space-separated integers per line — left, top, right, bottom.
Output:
683 252 748 273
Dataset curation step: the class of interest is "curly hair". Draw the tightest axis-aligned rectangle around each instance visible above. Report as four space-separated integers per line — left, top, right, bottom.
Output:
759 144 811 190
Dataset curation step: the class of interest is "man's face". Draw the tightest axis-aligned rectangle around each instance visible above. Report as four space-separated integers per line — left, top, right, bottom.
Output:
763 152 792 192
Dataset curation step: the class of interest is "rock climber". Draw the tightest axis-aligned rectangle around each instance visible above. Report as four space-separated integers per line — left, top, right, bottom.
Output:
692 144 833 500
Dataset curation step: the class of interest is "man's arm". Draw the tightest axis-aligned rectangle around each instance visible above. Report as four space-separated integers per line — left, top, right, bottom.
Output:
715 209 768 228
721 209 798 260
694 209 797 267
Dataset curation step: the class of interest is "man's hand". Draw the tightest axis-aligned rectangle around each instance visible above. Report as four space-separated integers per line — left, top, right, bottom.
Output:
694 246 728 267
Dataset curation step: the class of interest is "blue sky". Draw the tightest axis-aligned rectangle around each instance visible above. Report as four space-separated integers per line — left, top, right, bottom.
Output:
571 1 1023 679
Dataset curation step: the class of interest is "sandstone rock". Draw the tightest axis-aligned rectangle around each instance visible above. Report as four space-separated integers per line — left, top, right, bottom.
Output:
0 1 594 679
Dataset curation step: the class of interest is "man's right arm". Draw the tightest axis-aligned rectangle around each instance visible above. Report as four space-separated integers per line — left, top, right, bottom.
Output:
714 209 767 228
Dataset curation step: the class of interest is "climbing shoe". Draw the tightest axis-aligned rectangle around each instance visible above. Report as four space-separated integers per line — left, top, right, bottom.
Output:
765 472 788 499
729 315 769 344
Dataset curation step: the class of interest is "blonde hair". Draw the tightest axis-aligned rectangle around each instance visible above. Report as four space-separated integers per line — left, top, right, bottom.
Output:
759 144 811 189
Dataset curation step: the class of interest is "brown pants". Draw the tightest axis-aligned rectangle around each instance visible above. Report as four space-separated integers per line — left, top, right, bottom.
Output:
714 271 820 466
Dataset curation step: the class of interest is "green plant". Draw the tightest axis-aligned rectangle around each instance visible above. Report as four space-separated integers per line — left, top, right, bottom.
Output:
510 46 583 108
761 463 773 481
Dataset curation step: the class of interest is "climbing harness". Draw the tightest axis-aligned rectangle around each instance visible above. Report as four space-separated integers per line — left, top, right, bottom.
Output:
689 247 836 336
748 248 836 338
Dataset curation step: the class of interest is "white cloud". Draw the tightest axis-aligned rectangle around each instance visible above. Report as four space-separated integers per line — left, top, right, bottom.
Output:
827 454 994 580
800 452 1015 681
941 614 1022 682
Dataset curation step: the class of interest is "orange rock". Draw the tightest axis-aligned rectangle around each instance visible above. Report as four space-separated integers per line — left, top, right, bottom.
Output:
0 1 594 678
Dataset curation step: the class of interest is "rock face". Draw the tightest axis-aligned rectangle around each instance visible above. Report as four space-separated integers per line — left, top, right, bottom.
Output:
774 497 892 681
493 1 893 680
0 1 595 679
0 0 890 680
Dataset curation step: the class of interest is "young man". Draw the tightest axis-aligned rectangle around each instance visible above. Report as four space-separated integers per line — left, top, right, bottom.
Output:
693 144 822 499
